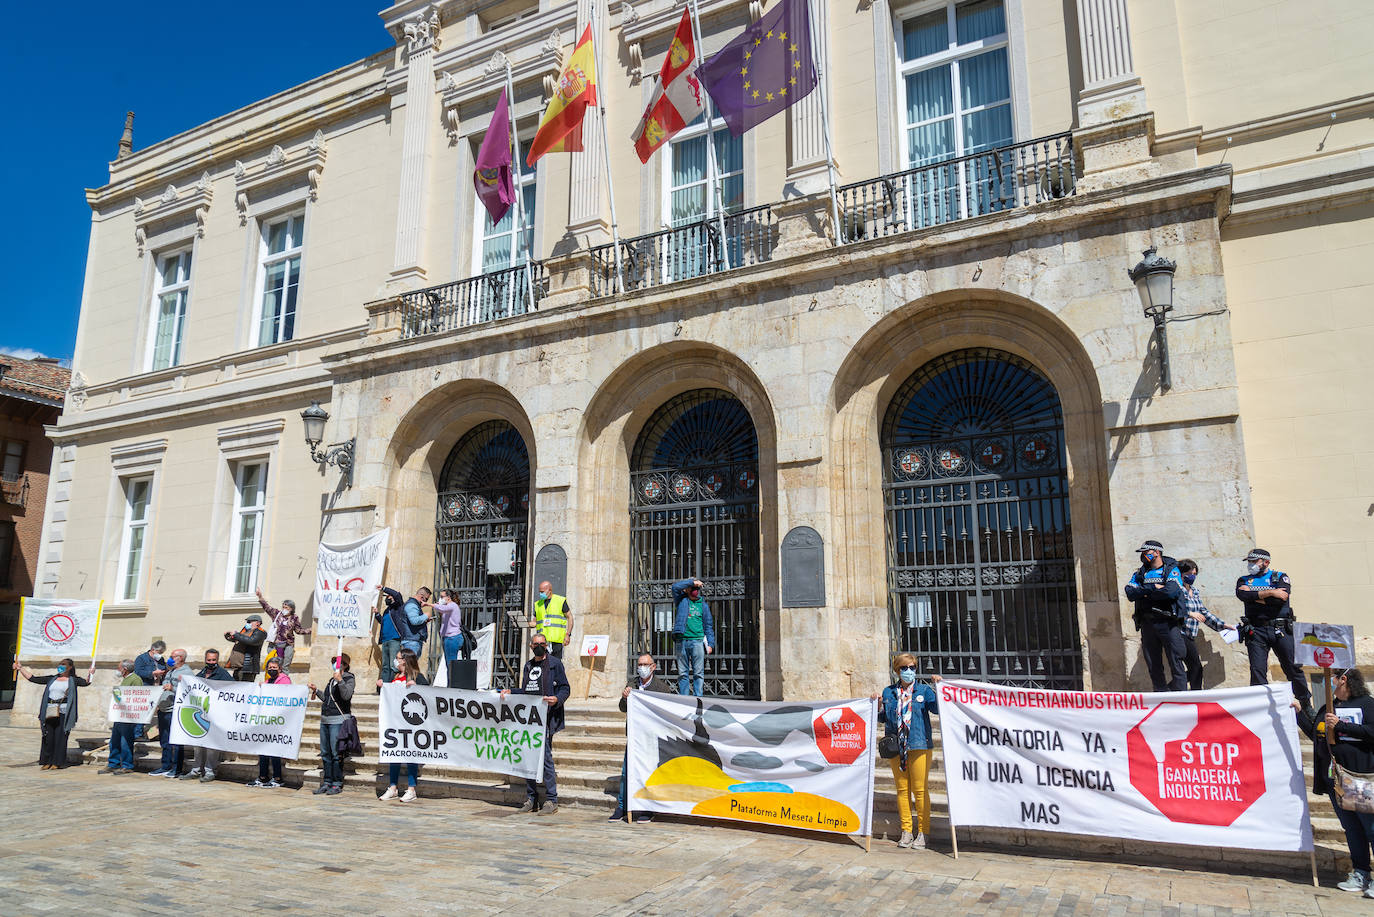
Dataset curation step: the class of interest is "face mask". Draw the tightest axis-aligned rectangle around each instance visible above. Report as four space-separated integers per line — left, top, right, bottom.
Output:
1183 574 1197 585
267 671 280 680
1246 562 1263 576
539 591 550 601
898 668 916 684
205 662 218 670
152 653 163 661
1140 552 1155 565
56 666 66 675
637 665 653 680
532 644 547 658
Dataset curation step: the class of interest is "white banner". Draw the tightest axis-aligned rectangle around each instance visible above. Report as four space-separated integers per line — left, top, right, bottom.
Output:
626 692 877 837
18 598 103 658
431 624 494 690
939 680 1312 851
314 529 391 638
169 676 309 757
1294 622 1355 669
378 684 547 780
107 686 160 725
580 634 609 657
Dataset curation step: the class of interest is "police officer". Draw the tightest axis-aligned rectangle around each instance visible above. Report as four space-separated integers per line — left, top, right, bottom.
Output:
531 580 573 659
1236 547 1313 712
1124 539 1187 691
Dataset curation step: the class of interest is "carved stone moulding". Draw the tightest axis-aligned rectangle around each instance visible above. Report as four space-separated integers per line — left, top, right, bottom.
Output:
437 30 567 145
131 171 213 255
234 129 329 224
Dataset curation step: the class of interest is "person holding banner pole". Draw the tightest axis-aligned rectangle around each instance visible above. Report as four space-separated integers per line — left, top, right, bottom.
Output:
380 650 429 802
249 658 292 788
99 659 144 775
875 653 941 849
502 632 570 815
1296 668 1374 897
15 658 94 770
610 653 670 823
310 652 355 796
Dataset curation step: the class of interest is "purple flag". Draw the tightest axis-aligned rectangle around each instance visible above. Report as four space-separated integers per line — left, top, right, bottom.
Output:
474 88 515 224
699 0 817 137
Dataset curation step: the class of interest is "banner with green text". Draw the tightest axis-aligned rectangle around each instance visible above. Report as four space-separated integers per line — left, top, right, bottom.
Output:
378 684 547 781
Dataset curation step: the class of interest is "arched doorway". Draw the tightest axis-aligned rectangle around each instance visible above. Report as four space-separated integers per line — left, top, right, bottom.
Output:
628 389 761 698
882 348 1081 688
434 420 530 689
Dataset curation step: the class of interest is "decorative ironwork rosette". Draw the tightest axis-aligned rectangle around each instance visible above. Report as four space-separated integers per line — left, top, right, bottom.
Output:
640 475 666 504
1017 433 1056 469
895 449 927 480
933 443 967 477
973 437 1008 473
444 495 464 519
670 473 695 500
468 495 489 517
736 468 756 492
493 494 511 515
702 471 726 496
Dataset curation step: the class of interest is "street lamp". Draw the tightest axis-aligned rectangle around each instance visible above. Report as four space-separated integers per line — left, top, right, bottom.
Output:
300 401 354 485
1128 246 1177 392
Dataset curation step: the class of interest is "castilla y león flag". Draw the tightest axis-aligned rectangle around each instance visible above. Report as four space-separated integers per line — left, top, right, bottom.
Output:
631 9 707 163
527 25 597 166
699 0 816 137
473 88 516 224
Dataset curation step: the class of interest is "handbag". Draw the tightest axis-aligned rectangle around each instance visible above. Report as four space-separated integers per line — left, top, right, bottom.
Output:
336 715 364 759
1333 759 1374 814
44 703 62 720
878 734 901 759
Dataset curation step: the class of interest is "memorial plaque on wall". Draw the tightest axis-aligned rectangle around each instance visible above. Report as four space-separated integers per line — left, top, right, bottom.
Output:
780 526 825 607
533 543 568 596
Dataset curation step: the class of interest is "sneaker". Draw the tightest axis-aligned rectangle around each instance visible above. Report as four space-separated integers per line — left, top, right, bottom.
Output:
536 802 559 817
149 768 169 777
516 799 536 814
180 771 202 781
164 770 181 779
98 766 116 774
633 813 653 823
312 783 331 795
912 832 927 849
608 808 625 822
1364 886 1374 900
200 773 216 783
897 831 914 848
1337 869 1370 892
400 787 417 802
247 778 269 788
379 785 399 801
326 784 342 796
266 779 282 788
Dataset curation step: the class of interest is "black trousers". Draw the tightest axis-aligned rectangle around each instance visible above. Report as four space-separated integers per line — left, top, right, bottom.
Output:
549 642 564 659
1183 634 1205 690
39 716 70 767
1246 622 1311 703
1141 617 1187 691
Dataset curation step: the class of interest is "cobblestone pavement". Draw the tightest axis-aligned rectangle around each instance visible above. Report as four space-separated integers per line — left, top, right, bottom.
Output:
0 726 1353 917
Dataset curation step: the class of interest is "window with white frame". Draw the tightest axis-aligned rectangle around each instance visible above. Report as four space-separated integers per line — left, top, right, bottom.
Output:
228 461 268 595
255 213 304 347
477 139 537 274
664 113 744 279
148 248 192 370
118 476 153 601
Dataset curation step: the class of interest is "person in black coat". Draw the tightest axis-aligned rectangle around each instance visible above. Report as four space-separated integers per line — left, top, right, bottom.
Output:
1296 668 1374 896
225 614 267 682
14 658 95 769
609 652 671 823
501 633 571 815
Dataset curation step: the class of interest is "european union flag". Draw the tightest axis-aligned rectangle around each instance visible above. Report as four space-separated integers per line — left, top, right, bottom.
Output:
700 0 817 137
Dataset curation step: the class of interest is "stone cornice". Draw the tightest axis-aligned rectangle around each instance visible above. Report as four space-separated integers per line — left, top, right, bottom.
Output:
133 172 213 255
619 0 754 44
1153 92 1374 156
437 26 574 142
234 130 329 223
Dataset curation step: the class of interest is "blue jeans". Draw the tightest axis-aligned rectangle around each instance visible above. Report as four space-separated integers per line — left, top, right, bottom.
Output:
379 639 401 685
526 731 558 804
1331 790 1374 873
157 711 176 770
389 762 420 787
442 634 464 664
320 722 343 785
400 640 423 659
676 639 706 697
109 722 136 770
616 749 628 812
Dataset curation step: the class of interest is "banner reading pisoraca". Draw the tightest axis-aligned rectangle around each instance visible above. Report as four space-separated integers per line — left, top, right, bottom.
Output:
19 598 103 658
169 676 309 758
314 529 390 638
939 680 1312 851
378 684 547 781
626 692 877 836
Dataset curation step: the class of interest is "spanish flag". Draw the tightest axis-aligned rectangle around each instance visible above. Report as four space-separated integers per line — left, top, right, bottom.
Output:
527 25 597 166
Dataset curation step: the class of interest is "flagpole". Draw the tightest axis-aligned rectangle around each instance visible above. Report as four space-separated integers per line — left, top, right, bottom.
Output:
589 1 625 294
804 0 841 245
503 60 537 312
687 0 732 271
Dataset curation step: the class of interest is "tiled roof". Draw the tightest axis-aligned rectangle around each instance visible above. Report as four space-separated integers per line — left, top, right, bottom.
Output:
0 355 71 406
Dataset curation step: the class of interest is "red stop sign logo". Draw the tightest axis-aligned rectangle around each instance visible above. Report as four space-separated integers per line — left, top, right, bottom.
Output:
814 706 867 765
1316 647 1335 667
1126 702 1265 826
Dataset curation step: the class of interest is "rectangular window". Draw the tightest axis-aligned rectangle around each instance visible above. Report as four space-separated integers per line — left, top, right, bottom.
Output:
255 213 304 347
478 140 537 273
666 113 744 279
0 439 24 482
149 249 192 370
896 0 1012 224
229 462 268 595
118 476 153 601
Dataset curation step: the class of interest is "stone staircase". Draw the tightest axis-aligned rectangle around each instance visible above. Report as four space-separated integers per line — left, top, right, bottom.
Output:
82 694 1349 878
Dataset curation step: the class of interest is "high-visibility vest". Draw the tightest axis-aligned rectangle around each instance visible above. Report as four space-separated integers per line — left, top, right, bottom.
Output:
534 594 569 643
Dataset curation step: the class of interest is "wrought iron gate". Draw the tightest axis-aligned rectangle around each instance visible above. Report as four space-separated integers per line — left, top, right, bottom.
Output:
629 390 761 698
883 350 1082 689
433 420 529 690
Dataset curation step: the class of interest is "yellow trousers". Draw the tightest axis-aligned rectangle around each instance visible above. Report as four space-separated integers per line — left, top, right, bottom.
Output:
889 749 932 834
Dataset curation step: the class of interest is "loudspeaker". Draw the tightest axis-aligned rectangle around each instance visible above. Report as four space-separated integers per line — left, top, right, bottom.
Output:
448 660 477 690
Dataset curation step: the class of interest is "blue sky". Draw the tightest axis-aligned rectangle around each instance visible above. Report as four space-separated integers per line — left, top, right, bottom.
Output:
1 1 390 365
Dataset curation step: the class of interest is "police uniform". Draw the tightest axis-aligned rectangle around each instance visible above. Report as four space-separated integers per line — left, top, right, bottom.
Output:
1235 549 1311 706
533 593 571 658
1124 540 1188 691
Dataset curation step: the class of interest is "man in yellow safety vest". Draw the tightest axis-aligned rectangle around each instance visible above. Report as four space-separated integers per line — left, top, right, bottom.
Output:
531 580 574 659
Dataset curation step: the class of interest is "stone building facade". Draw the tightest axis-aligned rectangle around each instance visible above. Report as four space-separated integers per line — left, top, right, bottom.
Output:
21 0 1373 716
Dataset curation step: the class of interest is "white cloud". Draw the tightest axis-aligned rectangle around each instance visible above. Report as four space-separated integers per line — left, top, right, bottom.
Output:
0 348 72 368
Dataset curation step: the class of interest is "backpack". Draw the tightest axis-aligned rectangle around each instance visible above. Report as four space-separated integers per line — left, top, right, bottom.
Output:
460 623 476 661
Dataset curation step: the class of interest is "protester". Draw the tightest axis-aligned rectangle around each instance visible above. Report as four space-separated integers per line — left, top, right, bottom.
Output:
502 633 570 815
1124 539 1187 691
671 578 716 697
249 658 291 788
225 614 268 682
1237 547 1313 714
182 649 234 783
257 587 310 670
100 659 144 775
428 589 466 666
374 588 403 691
610 653 669 822
382 585 432 659
380 649 428 802
150 648 189 777
132 640 166 741
876 654 942 849
1177 559 1231 690
531 581 573 659
309 653 355 796
14 658 94 769
1296 668 1374 897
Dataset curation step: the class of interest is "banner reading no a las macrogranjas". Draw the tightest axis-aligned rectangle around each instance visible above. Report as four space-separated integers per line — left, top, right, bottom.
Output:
314 529 390 638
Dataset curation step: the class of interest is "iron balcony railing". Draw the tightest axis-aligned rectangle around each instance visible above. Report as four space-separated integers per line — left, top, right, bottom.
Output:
0 474 27 509
589 204 779 297
838 133 1077 245
400 262 549 338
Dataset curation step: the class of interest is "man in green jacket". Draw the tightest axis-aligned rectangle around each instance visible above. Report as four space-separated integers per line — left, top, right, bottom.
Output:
101 660 146 775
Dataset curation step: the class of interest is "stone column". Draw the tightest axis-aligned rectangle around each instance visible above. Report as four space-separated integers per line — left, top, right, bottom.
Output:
1074 0 1147 127
566 0 611 242
786 0 836 195
390 5 442 287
